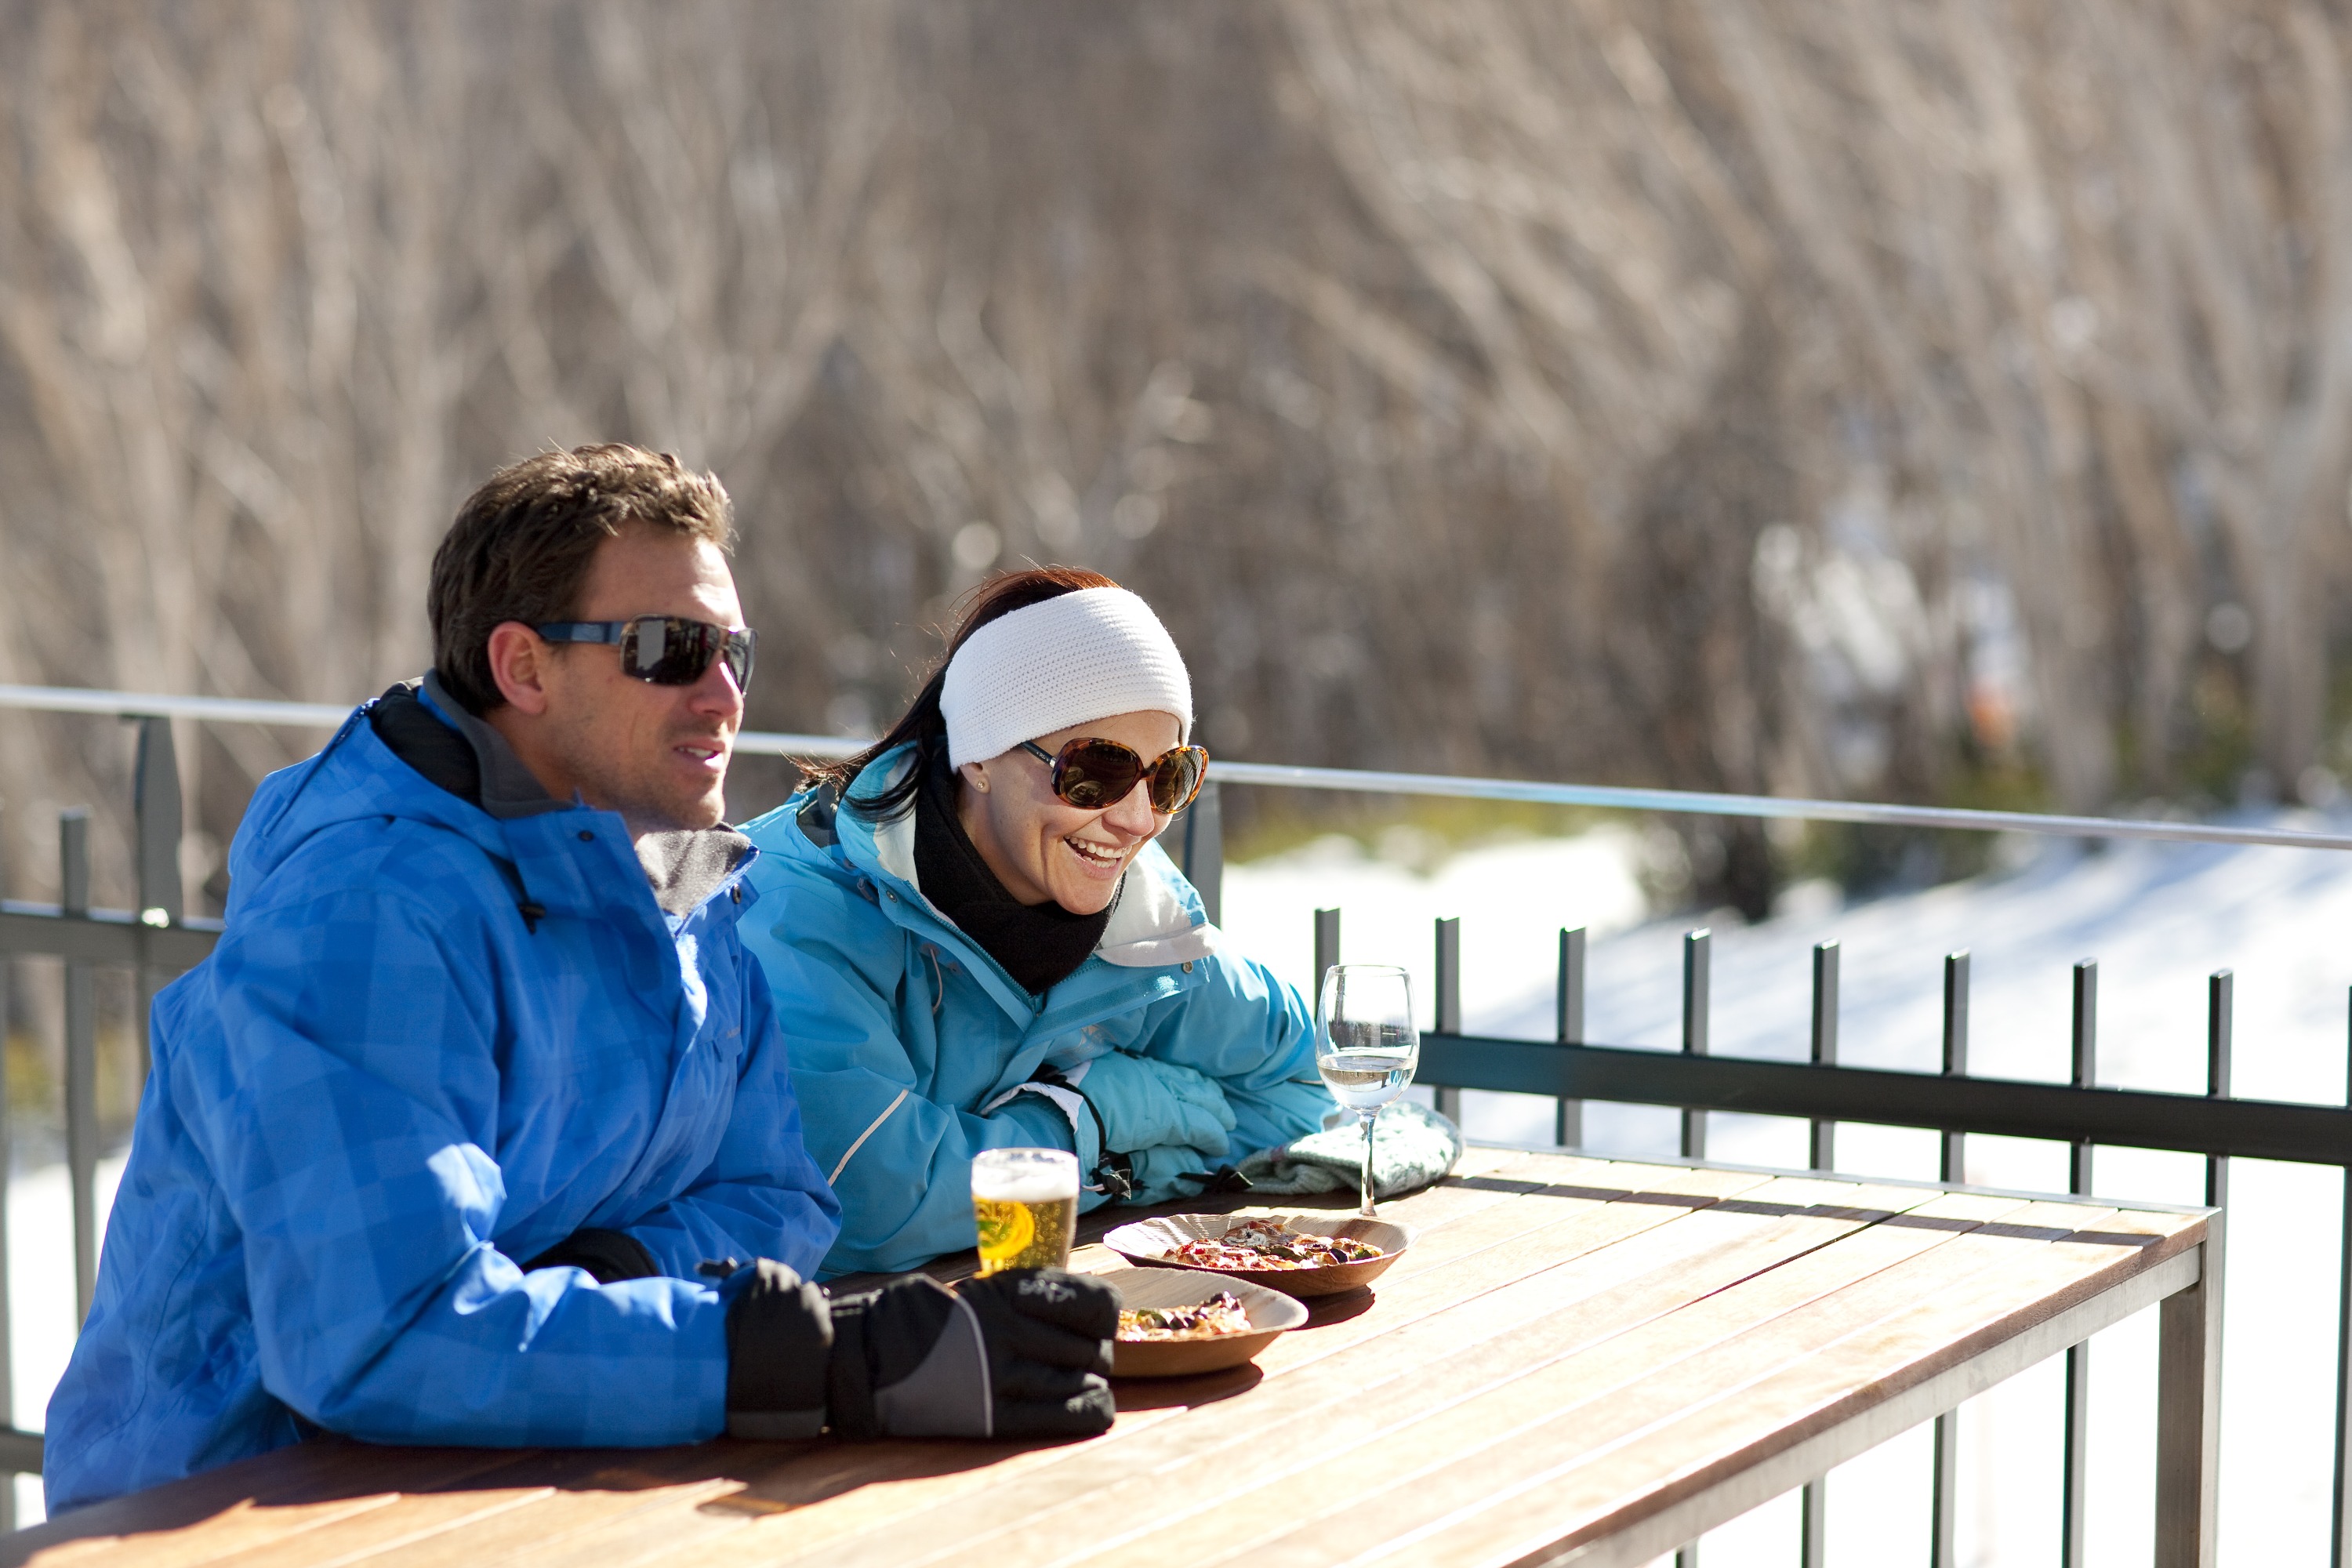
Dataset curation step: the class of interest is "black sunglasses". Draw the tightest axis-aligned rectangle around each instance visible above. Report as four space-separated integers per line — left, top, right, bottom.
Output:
534 617 755 692
1018 736 1210 815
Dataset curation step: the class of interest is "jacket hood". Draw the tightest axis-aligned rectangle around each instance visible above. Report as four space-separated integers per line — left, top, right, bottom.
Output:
229 704 524 914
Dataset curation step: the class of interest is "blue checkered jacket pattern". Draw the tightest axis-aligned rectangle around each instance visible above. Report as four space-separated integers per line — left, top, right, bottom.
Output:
43 701 840 1512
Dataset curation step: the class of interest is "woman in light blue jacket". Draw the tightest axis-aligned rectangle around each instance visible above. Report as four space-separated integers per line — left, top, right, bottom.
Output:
739 568 1330 1276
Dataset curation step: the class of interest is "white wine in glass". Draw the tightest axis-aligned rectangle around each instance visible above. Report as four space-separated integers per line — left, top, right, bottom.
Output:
1316 964 1421 1218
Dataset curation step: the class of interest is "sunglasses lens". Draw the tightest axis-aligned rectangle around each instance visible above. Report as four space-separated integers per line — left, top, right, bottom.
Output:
619 619 752 690
623 619 707 684
1148 748 1207 813
1054 740 1142 809
722 630 755 693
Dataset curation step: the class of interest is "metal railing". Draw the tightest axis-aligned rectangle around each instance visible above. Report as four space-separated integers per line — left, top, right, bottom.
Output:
0 681 2339 1558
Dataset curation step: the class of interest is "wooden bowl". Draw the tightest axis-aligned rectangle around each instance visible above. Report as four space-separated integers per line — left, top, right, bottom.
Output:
1100 1212 1414 1298
1104 1266 1308 1378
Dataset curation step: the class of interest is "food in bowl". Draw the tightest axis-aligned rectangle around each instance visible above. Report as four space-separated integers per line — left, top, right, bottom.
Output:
1117 1290 1255 1342
1166 1217 1387 1271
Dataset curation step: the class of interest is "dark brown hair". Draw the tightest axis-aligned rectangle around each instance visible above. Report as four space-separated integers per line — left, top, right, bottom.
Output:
815 565 1119 821
427 444 734 714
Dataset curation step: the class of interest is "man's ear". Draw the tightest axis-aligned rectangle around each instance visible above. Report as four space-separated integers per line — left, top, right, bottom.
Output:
485 622 555 717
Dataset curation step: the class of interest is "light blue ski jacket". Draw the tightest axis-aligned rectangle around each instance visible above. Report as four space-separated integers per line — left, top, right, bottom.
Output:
45 690 838 1512
737 747 1330 1277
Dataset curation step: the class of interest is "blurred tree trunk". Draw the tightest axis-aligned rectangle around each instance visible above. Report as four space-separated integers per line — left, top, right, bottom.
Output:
3 0 2351 914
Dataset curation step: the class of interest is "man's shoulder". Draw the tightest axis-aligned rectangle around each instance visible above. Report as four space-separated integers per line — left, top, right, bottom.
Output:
227 812 510 930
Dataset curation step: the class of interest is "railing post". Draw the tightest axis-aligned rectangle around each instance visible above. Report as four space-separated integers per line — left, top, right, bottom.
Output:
134 716 182 1091
1681 928 1710 1160
62 808 99 1325
1933 950 1970 1568
1312 908 1340 1000
1432 918 1462 1122
2335 987 2352 1566
1809 940 1838 1171
1799 938 1838 1567
1941 952 1971 1180
2205 966 2232 1220
2063 958 2097 1568
0 818 13 1530
1555 927 1584 1149
2152 969 2230 1568
1178 779 1221 927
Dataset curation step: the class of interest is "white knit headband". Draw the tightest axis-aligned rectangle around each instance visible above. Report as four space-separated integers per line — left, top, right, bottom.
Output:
940 587 1193 768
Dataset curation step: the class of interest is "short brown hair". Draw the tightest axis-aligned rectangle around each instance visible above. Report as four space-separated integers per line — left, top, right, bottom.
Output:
427 444 734 713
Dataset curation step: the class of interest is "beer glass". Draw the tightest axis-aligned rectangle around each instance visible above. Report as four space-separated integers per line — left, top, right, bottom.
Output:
1315 964 1421 1218
971 1147 1080 1275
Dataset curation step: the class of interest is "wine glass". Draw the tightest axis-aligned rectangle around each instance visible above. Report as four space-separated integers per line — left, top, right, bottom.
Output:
1316 964 1421 1218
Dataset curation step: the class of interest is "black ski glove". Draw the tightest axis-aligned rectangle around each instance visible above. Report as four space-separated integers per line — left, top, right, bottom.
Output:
521 1227 659 1283
725 1261 1117 1442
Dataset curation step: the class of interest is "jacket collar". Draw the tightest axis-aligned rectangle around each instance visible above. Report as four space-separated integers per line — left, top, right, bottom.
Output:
417 673 574 819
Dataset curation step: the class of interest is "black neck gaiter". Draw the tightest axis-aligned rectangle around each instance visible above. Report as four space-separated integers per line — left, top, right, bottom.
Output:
913 763 1112 996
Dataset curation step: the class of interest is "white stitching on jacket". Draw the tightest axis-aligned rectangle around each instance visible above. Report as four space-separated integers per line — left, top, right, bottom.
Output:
829 1087 910 1185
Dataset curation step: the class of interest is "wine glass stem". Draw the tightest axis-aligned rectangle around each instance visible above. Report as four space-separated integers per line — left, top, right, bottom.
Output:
1359 1109 1378 1217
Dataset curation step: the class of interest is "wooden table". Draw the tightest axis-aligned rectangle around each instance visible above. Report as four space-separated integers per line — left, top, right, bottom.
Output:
7 1149 2217 1568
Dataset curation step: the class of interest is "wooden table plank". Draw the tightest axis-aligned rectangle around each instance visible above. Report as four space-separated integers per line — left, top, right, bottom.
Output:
1182 1202 2201 1568
1440 1208 2206 1568
7 1448 544 1568
314 1449 785 1568
693 1176 1947 1568
1054 1189 2038 1568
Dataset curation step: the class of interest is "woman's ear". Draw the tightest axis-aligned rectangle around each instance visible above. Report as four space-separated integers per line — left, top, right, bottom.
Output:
958 759 991 795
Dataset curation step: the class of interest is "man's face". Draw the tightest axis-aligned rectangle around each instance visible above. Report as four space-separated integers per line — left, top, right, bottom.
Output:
517 527 746 835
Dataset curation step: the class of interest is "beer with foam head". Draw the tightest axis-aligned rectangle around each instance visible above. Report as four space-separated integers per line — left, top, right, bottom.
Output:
971 1147 1079 1275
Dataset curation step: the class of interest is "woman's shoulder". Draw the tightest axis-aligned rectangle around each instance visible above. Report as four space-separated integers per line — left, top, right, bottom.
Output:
740 788 900 931
742 786 849 869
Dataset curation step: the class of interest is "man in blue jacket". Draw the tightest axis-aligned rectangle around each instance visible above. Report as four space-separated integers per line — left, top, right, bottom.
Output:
45 445 1116 1513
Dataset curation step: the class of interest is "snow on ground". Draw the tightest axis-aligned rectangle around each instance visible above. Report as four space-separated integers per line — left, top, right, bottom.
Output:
10 820 2346 1555
9 1156 122 1527
1225 821 2352 1566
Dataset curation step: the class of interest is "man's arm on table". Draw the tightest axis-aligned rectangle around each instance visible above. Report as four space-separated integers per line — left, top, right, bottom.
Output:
617 955 841 1282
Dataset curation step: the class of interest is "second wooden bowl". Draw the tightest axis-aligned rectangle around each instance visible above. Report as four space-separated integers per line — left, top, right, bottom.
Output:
1100 1212 1414 1298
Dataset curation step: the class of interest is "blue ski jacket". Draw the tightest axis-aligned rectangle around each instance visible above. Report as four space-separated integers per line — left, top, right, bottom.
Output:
737 747 1330 1277
44 685 838 1512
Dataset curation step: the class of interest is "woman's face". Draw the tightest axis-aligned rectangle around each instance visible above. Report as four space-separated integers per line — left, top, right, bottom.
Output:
956 708 1185 914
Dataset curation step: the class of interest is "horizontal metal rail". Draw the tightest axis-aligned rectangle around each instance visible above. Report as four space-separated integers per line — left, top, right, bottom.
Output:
8 683 2352 852
0 902 221 967
1419 1033 2346 1166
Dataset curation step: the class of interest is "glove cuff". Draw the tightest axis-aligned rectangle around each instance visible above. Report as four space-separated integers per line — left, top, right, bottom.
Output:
724 1260 833 1440
827 1276 996 1439
823 1288 883 1439
521 1227 659 1283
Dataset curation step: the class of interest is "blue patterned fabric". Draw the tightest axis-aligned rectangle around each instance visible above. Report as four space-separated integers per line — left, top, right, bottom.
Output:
736 746 1330 1277
44 698 839 1512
